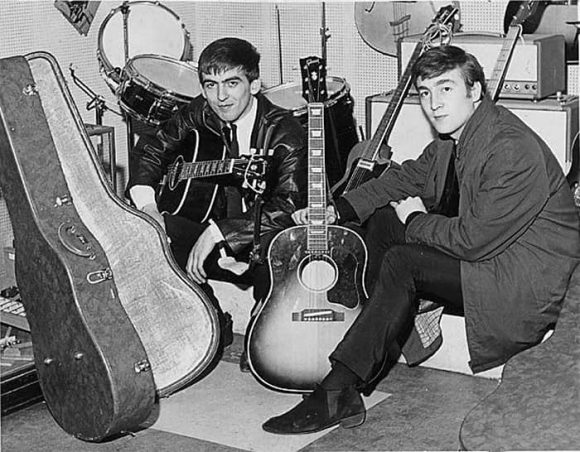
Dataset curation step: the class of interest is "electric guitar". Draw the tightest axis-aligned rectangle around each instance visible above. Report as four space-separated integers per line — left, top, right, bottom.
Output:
247 57 369 393
156 129 267 222
333 4 460 196
488 0 540 101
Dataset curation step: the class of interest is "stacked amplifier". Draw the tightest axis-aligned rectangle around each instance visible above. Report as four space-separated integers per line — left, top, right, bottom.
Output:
366 33 578 176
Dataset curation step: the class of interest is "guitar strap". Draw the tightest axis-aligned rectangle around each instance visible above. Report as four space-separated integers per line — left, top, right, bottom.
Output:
249 116 282 269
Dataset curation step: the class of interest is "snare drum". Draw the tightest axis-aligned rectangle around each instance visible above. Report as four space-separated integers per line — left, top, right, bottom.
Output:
118 54 201 126
97 1 191 93
263 77 359 187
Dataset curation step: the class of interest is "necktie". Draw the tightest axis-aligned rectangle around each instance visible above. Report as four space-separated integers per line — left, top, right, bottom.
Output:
435 147 460 217
224 124 242 216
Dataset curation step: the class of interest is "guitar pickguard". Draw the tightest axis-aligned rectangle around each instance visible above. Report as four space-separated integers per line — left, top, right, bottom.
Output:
248 225 368 392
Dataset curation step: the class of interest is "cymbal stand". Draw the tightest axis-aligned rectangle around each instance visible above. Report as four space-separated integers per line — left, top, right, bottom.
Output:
69 65 122 191
120 1 135 155
275 4 283 84
320 2 331 64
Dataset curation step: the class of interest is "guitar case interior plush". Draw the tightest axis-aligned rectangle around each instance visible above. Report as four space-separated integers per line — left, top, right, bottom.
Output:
0 56 155 440
0 52 220 439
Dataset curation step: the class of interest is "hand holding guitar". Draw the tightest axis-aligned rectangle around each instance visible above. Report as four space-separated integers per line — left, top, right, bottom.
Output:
291 205 338 225
390 196 427 224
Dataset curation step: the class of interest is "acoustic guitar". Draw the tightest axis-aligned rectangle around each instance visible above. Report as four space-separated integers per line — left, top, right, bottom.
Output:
332 5 461 196
156 129 267 222
355 1 461 57
247 57 369 393
488 0 540 101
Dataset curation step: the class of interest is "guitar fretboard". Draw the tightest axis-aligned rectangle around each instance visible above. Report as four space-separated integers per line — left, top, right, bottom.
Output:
179 159 235 181
488 25 521 101
307 103 327 253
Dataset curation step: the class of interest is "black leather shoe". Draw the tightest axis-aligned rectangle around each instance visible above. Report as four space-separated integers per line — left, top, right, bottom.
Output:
239 349 250 373
262 385 366 435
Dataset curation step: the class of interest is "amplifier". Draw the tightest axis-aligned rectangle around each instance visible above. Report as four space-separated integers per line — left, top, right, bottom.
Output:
399 33 566 100
366 93 579 175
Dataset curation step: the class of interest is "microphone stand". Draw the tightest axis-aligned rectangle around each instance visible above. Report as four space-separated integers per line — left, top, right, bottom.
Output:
69 64 122 192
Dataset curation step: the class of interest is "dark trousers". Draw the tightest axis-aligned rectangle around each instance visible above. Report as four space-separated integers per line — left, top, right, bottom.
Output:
330 206 464 384
164 215 270 317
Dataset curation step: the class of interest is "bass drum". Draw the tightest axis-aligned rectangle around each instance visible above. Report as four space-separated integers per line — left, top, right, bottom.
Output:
263 77 359 188
118 54 201 126
97 1 191 93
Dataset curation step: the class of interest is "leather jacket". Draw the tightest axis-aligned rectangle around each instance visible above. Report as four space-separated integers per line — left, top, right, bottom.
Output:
127 92 308 255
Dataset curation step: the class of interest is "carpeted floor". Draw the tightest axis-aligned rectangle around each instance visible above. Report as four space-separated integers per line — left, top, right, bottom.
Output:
1 333 498 451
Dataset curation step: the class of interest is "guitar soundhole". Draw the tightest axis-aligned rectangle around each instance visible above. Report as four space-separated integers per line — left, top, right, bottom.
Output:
298 256 338 292
168 155 184 190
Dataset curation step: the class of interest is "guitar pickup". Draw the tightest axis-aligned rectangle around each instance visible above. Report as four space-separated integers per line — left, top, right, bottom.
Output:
292 309 345 322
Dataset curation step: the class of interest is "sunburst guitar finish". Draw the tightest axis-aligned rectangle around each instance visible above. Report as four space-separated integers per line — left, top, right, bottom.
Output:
248 59 368 392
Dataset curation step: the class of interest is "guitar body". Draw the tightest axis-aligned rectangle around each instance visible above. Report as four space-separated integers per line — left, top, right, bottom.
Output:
0 56 155 440
355 1 461 56
14 52 220 398
331 140 396 195
156 129 227 222
341 6 459 197
248 225 368 392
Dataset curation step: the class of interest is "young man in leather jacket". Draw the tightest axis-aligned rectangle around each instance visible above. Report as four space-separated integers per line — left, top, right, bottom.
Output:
126 38 307 364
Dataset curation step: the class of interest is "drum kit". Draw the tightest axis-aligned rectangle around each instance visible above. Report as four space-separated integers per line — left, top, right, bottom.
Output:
88 1 359 187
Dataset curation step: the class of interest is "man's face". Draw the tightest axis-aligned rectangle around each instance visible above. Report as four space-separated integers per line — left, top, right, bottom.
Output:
416 67 481 139
200 67 261 123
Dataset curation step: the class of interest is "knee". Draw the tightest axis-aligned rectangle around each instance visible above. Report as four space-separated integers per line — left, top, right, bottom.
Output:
380 245 413 278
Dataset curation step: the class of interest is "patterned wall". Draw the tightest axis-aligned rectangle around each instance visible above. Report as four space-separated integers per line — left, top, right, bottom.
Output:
0 0 577 286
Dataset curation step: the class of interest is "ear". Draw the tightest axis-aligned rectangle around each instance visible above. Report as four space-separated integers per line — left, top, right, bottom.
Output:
250 78 261 95
470 81 483 102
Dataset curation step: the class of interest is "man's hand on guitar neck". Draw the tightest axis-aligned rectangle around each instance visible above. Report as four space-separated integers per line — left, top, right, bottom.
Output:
291 205 338 225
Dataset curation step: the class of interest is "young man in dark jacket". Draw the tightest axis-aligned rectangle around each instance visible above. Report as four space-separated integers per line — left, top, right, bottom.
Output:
126 38 307 363
263 45 580 434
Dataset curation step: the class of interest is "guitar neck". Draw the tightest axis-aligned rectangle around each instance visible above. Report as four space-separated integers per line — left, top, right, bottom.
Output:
179 159 236 181
488 25 522 101
342 42 423 194
307 103 328 253
367 42 424 160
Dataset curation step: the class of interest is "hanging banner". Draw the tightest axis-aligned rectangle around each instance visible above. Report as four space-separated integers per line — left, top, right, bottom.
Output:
54 1 101 36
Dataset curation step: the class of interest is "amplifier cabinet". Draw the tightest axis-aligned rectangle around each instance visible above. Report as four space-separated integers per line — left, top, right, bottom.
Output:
399 33 566 100
367 93 578 175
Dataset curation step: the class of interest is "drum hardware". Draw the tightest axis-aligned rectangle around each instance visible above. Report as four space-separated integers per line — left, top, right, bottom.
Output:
97 1 193 161
117 54 201 127
69 64 121 192
320 2 331 65
275 4 283 84
264 72 359 188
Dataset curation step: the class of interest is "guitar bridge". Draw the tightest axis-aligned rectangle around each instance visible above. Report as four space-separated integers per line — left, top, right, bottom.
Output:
292 308 344 322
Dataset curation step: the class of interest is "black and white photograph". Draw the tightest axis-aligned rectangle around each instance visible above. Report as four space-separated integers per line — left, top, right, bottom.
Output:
0 1 578 451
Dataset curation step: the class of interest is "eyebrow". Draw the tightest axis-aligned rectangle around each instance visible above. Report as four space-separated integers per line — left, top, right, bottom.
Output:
417 78 456 90
202 76 242 85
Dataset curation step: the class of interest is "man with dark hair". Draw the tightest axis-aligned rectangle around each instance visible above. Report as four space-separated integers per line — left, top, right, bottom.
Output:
127 37 307 364
263 45 580 434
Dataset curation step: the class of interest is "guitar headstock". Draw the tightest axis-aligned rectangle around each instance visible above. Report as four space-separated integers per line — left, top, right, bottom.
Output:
233 156 268 194
300 56 328 103
508 1 540 27
421 4 461 50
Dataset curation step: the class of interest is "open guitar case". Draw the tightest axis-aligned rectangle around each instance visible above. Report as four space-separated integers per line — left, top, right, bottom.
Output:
0 53 155 439
0 52 221 441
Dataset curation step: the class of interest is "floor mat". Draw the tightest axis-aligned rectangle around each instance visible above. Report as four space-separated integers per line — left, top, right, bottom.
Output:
150 361 390 452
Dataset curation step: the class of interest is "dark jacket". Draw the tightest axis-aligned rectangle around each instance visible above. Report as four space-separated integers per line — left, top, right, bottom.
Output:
340 97 580 372
127 92 308 255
